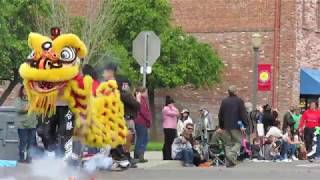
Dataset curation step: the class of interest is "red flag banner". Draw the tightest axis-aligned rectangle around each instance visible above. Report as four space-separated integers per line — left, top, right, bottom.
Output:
258 64 271 91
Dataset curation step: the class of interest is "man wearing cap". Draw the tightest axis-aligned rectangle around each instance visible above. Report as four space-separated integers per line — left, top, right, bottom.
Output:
216 85 248 167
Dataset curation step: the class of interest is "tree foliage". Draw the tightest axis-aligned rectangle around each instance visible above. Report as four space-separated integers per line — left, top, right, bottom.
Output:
0 0 223 105
0 0 50 81
110 0 223 89
151 28 222 88
0 0 51 105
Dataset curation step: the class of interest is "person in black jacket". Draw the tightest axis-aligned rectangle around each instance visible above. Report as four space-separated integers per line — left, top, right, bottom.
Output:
103 63 138 169
217 85 248 167
262 104 274 133
117 78 141 163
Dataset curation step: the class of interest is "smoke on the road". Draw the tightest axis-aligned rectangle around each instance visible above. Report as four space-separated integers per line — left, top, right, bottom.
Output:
30 157 82 180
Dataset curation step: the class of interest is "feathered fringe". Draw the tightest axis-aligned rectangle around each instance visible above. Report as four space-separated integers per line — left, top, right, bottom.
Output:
24 81 58 117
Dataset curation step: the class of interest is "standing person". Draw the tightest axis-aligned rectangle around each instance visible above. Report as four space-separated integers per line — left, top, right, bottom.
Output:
117 78 140 166
298 101 319 152
177 109 193 137
82 64 100 93
16 85 37 163
217 85 248 167
248 105 263 138
282 106 295 132
134 87 152 163
41 94 74 158
162 96 180 160
70 64 101 162
103 62 118 81
194 108 214 140
292 108 302 132
103 63 132 169
194 108 214 162
262 104 274 133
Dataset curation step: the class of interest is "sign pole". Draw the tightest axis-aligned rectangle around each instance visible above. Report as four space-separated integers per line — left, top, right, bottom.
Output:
143 33 149 88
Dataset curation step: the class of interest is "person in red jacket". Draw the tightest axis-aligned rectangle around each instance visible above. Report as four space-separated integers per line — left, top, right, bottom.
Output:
134 87 152 163
298 101 319 152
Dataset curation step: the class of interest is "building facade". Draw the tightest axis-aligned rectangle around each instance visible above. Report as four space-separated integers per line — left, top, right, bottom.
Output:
2 0 320 139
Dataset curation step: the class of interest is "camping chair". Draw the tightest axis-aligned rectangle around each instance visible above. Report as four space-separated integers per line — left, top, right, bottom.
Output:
209 139 225 166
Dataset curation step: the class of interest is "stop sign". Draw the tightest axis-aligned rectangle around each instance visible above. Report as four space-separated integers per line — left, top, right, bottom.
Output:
132 31 161 66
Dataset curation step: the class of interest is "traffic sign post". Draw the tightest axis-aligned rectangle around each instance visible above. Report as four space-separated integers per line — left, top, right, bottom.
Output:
133 31 160 88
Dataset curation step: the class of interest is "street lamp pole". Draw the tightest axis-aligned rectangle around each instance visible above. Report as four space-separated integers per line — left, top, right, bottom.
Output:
252 47 259 111
251 33 262 111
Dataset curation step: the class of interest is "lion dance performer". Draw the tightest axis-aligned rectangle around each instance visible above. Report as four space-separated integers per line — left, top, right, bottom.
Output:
18 29 128 159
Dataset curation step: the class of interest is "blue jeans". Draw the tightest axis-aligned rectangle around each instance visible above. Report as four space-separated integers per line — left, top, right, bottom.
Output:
175 149 194 164
315 135 320 158
134 124 148 159
280 140 288 160
17 128 36 161
288 144 297 157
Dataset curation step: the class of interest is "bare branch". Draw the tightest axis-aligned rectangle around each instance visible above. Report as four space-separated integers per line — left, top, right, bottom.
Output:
34 0 115 65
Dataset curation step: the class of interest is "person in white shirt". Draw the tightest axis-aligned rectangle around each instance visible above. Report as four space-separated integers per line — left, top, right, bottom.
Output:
266 120 283 138
177 109 193 136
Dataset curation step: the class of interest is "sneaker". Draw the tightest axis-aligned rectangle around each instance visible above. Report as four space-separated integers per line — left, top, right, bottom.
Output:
186 163 195 167
252 158 259 162
18 159 26 163
307 145 317 157
139 159 148 163
111 162 123 171
118 160 130 169
308 158 315 163
314 157 320 161
292 156 298 161
225 159 236 168
280 159 292 163
130 163 138 168
132 159 140 164
183 163 195 167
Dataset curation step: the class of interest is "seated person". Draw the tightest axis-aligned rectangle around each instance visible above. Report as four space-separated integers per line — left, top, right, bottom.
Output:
251 137 263 160
172 123 195 167
266 120 283 139
282 127 301 161
263 136 281 161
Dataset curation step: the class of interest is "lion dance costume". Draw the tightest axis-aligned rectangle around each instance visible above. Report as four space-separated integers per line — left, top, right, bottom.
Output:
19 31 128 148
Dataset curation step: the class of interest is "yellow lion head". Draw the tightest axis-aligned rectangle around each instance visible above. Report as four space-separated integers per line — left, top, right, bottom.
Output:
19 32 87 116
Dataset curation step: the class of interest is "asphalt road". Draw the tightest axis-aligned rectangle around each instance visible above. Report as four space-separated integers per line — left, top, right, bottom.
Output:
1 160 320 180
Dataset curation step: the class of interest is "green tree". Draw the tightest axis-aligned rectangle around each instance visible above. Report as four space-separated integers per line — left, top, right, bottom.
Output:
110 0 223 139
111 0 223 89
0 0 51 105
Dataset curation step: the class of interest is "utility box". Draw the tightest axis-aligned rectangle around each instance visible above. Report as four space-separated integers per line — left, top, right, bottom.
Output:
0 106 19 160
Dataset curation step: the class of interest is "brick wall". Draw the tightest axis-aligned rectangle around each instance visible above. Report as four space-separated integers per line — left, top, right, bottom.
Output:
277 0 297 114
151 0 297 140
296 0 320 68
0 0 310 141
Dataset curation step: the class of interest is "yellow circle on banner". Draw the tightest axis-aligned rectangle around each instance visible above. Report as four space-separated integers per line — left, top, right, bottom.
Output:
259 71 270 82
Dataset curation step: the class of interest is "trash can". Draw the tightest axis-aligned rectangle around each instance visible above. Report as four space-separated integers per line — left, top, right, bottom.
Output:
0 106 20 160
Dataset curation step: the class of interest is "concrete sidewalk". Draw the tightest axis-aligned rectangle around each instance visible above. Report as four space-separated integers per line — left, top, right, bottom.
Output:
134 151 182 169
